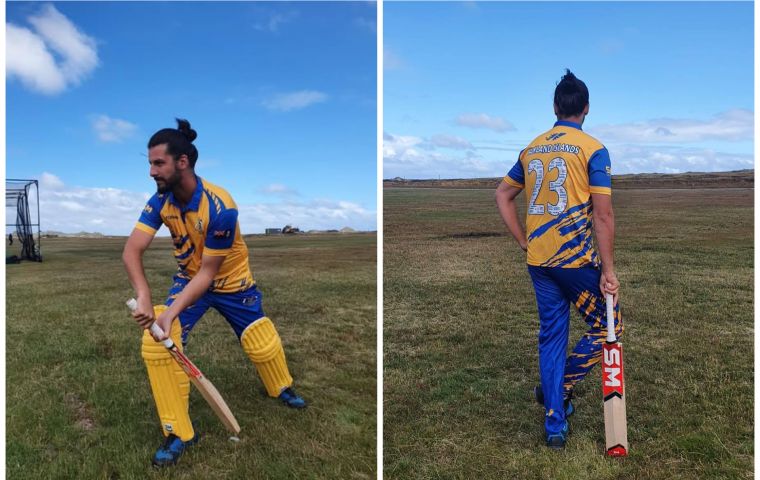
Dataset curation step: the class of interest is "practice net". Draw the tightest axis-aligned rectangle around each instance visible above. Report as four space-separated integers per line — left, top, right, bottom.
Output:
6 179 42 262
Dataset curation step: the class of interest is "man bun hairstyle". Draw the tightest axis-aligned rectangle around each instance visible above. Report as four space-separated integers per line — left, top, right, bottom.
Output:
148 118 199 168
554 69 589 118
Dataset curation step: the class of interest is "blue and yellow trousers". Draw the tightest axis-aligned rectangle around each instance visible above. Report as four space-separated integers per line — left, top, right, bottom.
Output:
528 265 622 436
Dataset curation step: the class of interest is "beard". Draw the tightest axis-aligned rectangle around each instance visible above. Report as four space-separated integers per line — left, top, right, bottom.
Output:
155 171 181 194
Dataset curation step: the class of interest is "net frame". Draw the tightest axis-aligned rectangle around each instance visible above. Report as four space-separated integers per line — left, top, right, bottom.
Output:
6 178 42 262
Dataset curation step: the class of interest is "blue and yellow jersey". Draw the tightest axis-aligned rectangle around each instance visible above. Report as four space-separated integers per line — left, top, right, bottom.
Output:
504 120 612 268
135 176 255 293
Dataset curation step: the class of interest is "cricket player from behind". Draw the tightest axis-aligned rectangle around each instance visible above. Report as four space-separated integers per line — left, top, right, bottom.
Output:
123 118 307 467
495 70 621 449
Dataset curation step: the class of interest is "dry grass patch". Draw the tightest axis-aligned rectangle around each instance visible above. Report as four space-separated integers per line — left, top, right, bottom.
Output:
384 186 752 479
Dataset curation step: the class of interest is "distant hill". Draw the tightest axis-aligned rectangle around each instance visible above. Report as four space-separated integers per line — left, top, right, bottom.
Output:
610 170 753 189
41 231 105 238
383 169 754 190
38 228 373 239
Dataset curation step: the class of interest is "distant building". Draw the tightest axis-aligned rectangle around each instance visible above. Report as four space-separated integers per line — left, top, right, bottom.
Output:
265 228 282 235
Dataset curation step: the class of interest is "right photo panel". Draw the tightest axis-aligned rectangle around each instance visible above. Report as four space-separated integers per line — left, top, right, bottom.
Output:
383 2 754 479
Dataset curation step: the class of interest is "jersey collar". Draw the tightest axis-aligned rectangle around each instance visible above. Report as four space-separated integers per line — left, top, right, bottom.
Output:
554 120 583 130
168 175 203 213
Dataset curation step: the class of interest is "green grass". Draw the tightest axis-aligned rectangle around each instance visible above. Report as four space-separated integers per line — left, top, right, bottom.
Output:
383 187 753 479
7 233 376 479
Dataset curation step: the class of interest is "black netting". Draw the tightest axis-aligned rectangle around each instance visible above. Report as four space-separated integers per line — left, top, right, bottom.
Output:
6 179 41 262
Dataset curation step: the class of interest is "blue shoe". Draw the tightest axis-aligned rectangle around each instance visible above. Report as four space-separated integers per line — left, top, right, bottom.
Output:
152 433 199 467
534 385 575 417
278 387 307 409
546 421 570 450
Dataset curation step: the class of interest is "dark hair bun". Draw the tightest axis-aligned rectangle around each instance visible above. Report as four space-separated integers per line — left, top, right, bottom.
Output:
175 118 197 142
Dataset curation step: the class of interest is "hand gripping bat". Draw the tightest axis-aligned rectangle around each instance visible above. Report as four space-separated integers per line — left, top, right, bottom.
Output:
127 298 241 435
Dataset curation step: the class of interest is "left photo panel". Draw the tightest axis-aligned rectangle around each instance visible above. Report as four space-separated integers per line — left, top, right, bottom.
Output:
6 2 377 478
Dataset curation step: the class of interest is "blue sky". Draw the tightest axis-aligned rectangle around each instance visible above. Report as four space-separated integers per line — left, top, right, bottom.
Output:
7 1 376 235
384 1 754 179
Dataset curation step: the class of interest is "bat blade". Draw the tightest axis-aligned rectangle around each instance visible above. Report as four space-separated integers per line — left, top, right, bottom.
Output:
166 346 241 435
126 299 241 434
602 294 628 457
602 342 628 456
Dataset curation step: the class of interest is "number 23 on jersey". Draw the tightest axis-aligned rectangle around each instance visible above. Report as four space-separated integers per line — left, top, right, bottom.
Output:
527 157 568 216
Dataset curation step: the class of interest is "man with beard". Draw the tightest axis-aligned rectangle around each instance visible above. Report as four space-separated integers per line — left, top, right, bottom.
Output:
123 118 306 467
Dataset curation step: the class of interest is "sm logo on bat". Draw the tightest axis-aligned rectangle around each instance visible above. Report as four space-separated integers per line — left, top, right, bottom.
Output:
602 343 624 398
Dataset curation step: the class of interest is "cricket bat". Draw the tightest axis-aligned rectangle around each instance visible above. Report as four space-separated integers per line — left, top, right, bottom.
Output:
126 298 241 435
602 293 628 456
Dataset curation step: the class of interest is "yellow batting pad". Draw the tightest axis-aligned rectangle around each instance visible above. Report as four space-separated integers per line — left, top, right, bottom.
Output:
240 317 293 397
141 306 195 441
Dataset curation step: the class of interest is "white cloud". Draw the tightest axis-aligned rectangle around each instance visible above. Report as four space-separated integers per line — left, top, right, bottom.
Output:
384 128 754 178
91 115 138 143
384 132 506 179
254 11 298 32
238 199 376 233
608 144 754 175
589 109 753 143
430 134 473 150
58 200 87 212
455 113 515 133
7 175 151 235
382 132 427 165
28 4 98 84
10 174 374 235
40 172 65 190
6 24 67 94
6 4 98 95
262 90 328 112
587 110 754 174
385 108 755 179
261 183 299 196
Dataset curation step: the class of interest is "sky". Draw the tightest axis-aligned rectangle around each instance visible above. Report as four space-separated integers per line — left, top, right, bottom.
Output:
384 1 754 180
6 1 377 235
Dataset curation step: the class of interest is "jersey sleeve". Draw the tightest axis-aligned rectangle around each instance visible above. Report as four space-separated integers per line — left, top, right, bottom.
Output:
588 147 612 195
503 154 525 189
204 208 238 255
135 194 164 235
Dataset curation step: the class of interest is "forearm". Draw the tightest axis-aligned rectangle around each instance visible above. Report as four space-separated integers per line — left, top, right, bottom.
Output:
593 210 615 273
163 271 215 319
496 192 527 249
123 247 151 298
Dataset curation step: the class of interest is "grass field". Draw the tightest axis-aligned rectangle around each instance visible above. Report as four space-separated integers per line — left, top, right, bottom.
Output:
7 233 376 479
383 185 753 479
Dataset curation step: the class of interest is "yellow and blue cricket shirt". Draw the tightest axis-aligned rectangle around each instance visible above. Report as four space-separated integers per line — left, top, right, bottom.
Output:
504 120 612 268
135 176 255 293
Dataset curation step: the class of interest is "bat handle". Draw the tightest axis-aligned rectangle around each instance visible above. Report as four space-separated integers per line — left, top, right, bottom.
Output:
605 293 616 343
126 298 175 349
